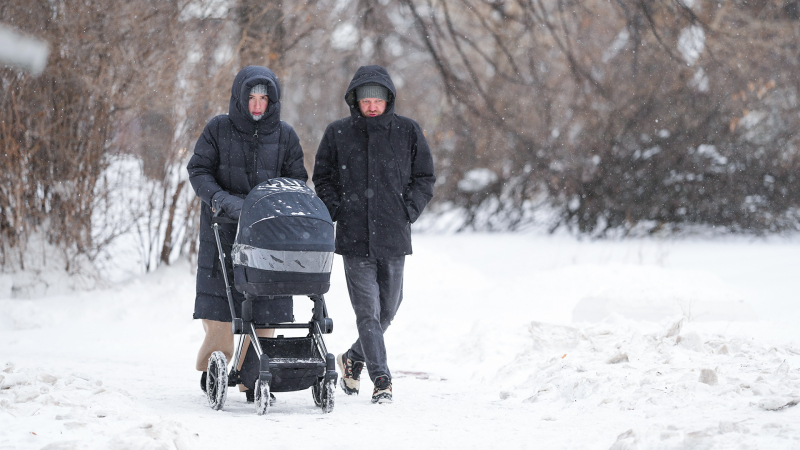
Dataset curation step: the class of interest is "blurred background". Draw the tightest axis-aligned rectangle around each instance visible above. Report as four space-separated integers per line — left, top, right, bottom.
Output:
2 0 800 280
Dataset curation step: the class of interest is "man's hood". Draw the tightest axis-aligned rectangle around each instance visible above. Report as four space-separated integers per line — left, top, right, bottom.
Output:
345 65 397 118
229 66 281 133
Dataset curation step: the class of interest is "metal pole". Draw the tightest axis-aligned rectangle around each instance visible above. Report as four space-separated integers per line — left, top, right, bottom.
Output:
212 221 238 322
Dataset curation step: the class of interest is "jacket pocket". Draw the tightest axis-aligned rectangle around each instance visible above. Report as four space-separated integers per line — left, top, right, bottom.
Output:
399 193 411 222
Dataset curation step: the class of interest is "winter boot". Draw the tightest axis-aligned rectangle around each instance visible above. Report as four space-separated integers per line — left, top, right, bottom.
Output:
371 375 393 404
337 350 365 395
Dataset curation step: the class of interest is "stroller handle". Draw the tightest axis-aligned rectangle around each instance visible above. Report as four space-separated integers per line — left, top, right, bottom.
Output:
212 216 238 224
212 208 239 224
211 208 238 323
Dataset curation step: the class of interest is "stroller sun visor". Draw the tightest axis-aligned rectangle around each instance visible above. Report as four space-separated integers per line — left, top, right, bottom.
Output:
231 178 335 296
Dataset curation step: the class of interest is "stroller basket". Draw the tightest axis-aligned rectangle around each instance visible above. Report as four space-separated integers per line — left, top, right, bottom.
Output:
240 336 326 392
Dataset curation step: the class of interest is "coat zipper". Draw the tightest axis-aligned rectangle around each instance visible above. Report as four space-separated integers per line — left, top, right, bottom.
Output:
252 127 258 187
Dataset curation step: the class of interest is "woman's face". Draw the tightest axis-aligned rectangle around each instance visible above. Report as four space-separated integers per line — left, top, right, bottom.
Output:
249 93 269 118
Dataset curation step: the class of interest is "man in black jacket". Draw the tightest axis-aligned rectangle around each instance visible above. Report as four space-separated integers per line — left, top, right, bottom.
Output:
313 65 435 404
187 66 307 400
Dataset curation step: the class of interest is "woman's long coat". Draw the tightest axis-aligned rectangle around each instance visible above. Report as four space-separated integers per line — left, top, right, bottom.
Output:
187 66 307 322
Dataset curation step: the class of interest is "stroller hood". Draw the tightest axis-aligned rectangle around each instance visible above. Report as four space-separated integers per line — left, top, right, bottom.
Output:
232 178 334 296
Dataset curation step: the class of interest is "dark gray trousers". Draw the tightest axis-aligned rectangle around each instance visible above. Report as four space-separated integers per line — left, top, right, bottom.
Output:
343 255 405 383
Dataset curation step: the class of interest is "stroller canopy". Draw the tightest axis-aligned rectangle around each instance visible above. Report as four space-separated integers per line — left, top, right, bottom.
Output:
231 178 334 296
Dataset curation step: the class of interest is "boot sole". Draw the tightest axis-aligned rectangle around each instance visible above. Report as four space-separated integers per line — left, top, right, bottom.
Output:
372 393 393 404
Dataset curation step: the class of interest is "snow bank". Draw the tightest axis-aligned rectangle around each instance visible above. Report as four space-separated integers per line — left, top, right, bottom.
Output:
0 232 101 300
0 362 198 449
496 317 800 448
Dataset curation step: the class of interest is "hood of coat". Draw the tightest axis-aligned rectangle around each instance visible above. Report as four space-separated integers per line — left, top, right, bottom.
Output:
345 65 397 121
229 66 282 134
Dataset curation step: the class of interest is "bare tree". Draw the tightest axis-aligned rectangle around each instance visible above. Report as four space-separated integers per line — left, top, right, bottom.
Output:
403 0 800 234
0 0 192 272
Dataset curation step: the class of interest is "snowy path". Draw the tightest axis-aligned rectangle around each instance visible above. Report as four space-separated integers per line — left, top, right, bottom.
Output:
2 234 800 449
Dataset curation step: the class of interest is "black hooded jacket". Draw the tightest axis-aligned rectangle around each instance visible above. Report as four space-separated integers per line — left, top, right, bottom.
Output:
313 65 436 257
187 66 306 321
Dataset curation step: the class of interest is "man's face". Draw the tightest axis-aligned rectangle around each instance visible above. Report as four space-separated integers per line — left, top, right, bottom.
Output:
359 98 386 117
249 93 269 117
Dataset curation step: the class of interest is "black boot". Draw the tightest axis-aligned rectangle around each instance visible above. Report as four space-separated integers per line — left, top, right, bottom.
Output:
246 389 276 405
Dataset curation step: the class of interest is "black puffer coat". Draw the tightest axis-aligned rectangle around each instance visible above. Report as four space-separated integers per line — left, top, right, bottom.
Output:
313 65 435 257
187 66 307 322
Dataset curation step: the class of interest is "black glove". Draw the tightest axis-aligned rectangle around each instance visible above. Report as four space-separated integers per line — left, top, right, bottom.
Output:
212 191 244 219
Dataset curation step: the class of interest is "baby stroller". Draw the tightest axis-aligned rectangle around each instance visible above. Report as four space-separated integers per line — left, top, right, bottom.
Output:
205 178 337 415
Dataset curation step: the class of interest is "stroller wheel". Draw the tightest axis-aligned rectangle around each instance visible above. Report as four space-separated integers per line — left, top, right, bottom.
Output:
255 378 271 415
312 378 335 413
312 379 323 407
206 351 228 410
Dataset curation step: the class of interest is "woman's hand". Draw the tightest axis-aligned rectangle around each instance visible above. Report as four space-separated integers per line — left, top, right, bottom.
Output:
212 191 244 219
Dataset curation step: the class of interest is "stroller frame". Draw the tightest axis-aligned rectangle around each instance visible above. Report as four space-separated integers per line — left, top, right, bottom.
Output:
204 211 337 415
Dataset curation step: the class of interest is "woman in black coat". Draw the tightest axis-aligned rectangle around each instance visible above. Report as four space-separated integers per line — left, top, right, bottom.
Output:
187 66 307 396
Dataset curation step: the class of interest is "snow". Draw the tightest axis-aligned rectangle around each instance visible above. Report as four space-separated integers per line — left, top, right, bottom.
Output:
0 24 49 75
331 23 358 51
457 168 498 193
602 29 629 63
678 25 705 66
2 233 800 449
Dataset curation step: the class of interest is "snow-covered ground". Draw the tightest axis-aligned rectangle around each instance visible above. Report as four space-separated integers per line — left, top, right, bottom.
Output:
2 233 800 449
